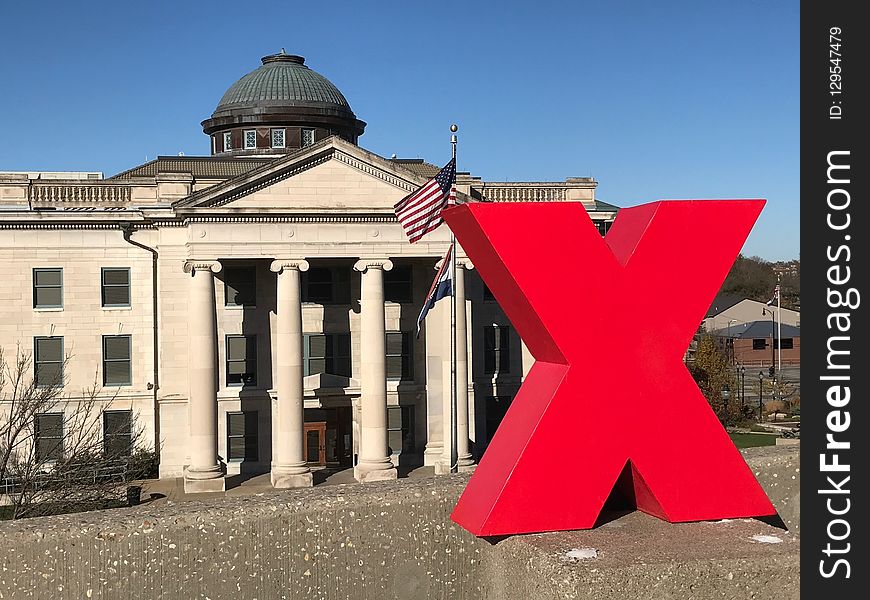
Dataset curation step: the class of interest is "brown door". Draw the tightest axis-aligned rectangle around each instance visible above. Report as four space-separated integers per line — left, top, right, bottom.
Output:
304 421 327 465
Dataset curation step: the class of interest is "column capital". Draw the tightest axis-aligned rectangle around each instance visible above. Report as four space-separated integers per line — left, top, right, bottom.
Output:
183 260 222 274
270 259 310 273
457 257 475 270
434 256 475 270
354 258 393 273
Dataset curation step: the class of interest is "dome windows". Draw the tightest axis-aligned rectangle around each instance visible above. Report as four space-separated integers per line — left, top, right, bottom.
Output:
244 130 257 150
302 128 315 148
271 128 285 149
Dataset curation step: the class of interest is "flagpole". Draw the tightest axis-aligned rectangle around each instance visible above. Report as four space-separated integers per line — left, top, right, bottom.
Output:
449 124 459 473
776 276 782 379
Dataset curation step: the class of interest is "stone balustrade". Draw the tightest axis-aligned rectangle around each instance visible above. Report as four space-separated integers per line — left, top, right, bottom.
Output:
29 183 133 203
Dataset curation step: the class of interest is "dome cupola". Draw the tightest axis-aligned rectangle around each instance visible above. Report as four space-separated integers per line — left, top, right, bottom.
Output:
202 50 366 156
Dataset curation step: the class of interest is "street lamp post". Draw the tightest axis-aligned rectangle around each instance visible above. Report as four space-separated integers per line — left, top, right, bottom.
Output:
762 307 776 377
727 319 737 364
758 371 764 422
722 384 731 425
740 365 746 412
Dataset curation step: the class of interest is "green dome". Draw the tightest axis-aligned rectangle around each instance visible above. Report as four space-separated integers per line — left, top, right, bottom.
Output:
212 52 352 117
201 50 366 150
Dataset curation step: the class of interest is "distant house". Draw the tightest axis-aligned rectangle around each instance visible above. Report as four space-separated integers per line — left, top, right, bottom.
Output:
704 294 800 333
711 321 800 367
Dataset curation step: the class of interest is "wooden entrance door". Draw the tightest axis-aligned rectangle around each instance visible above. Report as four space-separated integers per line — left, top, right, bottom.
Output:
304 421 327 465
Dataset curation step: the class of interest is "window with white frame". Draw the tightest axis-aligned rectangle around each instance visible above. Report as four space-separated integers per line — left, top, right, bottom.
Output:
484 325 511 374
103 335 132 386
103 410 132 457
227 411 258 461
302 266 351 304
226 335 257 386
387 405 415 454
386 332 413 381
101 267 131 307
244 129 257 149
271 128 285 148
35 413 64 461
301 128 316 147
303 333 351 378
34 336 64 387
223 132 232 151
384 265 412 304
33 268 63 309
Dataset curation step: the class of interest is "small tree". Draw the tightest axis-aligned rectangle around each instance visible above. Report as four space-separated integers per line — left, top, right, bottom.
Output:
688 334 738 425
1 346 156 519
748 375 799 422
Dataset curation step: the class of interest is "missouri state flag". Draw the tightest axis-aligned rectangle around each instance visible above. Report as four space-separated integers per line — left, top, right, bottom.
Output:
416 243 454 337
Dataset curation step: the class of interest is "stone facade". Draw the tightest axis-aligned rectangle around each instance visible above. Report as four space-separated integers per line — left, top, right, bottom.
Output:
0 137 615 491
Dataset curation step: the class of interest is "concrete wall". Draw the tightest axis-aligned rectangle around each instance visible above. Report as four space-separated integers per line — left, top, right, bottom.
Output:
0 446 799 599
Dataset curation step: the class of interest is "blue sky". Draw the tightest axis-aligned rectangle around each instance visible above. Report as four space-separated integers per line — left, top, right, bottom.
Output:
0 1 799 260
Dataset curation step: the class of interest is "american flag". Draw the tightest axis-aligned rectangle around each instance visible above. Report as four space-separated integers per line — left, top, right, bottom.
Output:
766 284 780 306
394 158 456 243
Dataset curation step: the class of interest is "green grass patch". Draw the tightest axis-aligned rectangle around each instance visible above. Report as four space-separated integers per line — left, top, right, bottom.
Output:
730 432 777 449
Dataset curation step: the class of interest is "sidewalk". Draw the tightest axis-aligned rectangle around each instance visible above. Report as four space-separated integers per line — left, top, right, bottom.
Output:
139 465 437 505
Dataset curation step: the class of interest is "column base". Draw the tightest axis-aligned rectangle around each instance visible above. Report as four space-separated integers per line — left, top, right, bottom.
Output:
423 445 444 467
183 465 226 494
434 461 453 475
354 461 397 483
457 455 476 473
271 470 314 489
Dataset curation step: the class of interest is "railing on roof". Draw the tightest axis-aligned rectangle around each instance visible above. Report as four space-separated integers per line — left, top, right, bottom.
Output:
477 179 597 203
29 183 132 203
482 186 567 202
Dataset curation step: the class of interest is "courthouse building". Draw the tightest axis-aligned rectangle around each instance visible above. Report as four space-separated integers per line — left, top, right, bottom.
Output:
0 51 617 491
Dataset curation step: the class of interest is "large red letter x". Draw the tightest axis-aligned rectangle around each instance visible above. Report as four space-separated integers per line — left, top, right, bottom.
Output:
442 200 776 536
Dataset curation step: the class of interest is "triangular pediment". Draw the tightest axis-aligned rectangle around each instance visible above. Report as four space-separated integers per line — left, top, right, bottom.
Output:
174 137 428 213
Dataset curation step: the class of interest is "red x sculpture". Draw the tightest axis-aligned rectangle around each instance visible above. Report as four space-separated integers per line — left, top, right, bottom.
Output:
443 200 777 537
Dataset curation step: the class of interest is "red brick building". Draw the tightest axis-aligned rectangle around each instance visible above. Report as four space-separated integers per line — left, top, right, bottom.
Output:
714 321 800 367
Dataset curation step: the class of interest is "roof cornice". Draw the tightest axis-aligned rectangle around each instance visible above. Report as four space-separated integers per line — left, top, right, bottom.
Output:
172 137 430 209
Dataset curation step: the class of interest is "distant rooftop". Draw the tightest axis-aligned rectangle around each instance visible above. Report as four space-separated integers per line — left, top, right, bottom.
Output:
388 158 439 179
706 293 746 317
713 321 801 338
109 156 276 180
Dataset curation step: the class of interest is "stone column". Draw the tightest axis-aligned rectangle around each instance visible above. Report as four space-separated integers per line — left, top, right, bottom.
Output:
455 259 476 472
423 295 447 466
353 259 398 482
182 260 225 493
270 259 313 488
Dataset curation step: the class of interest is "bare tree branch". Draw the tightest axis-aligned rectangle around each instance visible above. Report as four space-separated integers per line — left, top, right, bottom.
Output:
2 346 157 519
